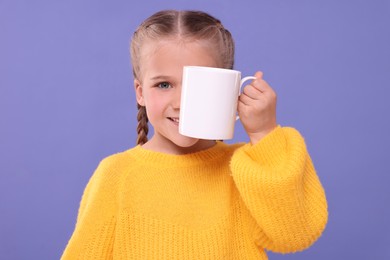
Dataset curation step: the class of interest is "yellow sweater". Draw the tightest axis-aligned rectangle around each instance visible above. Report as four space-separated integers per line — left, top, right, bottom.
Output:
61 127 328 259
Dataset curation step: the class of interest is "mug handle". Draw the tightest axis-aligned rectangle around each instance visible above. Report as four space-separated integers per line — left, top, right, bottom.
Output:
236 76 257 120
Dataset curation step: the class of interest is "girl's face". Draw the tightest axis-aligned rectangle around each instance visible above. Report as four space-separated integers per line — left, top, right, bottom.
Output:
134 39 219 154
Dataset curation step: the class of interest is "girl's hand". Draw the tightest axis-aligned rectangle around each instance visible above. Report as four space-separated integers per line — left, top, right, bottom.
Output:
238 71 277 145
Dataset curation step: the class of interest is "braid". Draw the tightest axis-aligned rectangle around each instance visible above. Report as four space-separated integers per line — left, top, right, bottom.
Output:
136 104 149 145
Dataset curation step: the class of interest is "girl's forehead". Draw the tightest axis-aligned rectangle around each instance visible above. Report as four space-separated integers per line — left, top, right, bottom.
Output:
140 38 214 56
138 39 219 80
140 39 218 64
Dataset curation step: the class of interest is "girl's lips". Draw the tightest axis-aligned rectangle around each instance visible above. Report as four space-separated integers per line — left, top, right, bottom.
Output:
168 117 180 124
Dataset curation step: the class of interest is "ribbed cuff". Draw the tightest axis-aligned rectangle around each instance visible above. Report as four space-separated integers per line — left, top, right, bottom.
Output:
233 126 295 168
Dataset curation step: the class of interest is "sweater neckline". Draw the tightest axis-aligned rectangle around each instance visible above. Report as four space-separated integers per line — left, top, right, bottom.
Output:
127 141 229 168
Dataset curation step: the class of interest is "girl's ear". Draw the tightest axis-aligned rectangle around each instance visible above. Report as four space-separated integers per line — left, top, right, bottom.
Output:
134 79 145 106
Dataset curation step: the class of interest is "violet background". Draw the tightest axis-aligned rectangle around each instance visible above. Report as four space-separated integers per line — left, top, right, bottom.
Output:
1 0 389 259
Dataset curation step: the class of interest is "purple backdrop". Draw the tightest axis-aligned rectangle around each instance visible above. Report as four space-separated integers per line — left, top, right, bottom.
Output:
1 0 389 259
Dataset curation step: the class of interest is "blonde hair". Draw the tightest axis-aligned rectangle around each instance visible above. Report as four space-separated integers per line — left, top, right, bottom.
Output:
130 10 235 145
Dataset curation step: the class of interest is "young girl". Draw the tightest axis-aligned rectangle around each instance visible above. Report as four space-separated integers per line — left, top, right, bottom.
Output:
62 10 328 259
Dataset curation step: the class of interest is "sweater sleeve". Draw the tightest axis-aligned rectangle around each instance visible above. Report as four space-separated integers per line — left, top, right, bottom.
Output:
61 158 119 260
230 126 328 253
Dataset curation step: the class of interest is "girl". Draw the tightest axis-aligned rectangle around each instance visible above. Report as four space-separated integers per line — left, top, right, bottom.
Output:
62 10 328 259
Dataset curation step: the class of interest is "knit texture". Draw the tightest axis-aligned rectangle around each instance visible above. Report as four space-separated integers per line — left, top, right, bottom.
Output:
61 126 328 259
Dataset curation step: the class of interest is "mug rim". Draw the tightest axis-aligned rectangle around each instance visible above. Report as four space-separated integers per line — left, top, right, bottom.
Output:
183 66 239 74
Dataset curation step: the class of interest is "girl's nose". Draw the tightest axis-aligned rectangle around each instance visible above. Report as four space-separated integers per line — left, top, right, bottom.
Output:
172 87 181 109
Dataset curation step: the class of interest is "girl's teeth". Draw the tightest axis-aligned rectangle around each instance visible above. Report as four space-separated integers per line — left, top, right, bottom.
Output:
169 117 179 123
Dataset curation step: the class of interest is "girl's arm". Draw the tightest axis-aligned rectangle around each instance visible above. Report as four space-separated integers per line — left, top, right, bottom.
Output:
61 158 118 259
230 126 328 253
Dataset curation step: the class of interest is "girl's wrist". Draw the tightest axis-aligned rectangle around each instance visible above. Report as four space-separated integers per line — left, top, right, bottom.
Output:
248 125 278 145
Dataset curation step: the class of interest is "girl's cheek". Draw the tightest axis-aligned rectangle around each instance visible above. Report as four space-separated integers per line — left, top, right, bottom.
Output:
148 93 166 109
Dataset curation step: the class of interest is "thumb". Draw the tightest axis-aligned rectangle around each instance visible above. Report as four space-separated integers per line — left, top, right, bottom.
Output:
254 71 264 80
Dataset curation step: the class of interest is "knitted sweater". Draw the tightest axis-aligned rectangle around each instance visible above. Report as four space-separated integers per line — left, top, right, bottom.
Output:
61 126 328 259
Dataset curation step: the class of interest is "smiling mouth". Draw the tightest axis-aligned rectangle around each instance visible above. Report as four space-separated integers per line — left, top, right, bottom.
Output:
168 117 180 123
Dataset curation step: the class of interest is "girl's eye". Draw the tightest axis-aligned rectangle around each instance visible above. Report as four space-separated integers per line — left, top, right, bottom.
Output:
157 82 171 89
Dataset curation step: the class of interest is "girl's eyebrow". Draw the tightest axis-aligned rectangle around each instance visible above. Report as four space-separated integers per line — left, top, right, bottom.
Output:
150 75 173 81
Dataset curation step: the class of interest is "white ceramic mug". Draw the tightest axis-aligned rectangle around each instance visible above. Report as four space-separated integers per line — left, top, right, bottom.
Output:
179 66 256 140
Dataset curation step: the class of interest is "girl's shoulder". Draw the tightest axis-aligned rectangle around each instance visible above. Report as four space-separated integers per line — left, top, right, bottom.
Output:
98 146 140 170
85 147 141 190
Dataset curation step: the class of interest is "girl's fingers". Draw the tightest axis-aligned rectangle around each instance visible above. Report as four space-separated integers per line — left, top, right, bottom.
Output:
254 71 263 80
239 90 265 107
242 82 266 100
251 71 275 93
239 71 276 105
253 79 271 93
238 92 252 106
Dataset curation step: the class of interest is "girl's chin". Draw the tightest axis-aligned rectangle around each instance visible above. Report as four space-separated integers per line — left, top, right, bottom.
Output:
173 136 216 152
173 135 201 147
145 133 215 154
